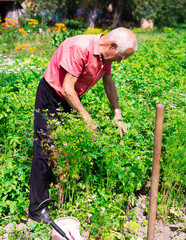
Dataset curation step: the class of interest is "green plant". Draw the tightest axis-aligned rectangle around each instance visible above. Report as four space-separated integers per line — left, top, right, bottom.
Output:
0 26 185 239
0 55 48 226
52 28 84 47
64 19 86 29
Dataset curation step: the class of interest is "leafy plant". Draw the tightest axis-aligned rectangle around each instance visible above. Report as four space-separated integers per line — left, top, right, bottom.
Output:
0 25 185 239
52 28 84 47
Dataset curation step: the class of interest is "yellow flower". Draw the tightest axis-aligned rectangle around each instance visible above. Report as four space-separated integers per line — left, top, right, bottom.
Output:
33 46 37 50
27 18 38 25
54 23 66 32
29 48 33 52
32 25 35 28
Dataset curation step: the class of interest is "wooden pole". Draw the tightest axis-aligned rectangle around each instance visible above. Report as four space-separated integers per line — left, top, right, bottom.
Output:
147 104 164 240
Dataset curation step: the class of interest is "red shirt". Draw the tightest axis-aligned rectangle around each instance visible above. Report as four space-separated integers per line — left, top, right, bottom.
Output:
44 34 112 100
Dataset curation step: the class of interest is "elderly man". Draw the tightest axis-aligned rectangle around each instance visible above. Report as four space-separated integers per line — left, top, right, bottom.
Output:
28 27 137 223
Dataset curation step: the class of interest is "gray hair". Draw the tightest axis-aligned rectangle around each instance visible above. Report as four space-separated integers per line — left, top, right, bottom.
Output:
108 27 137 53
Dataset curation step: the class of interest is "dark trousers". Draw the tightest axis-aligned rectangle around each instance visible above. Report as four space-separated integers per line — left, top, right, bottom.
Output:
29 77 71 214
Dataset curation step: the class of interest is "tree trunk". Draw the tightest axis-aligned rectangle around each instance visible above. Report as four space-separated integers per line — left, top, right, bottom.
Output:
88 0 98 28
113 0 123 27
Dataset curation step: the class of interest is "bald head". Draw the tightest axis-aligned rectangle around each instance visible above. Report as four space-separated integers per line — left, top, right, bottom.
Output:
107 27 137 54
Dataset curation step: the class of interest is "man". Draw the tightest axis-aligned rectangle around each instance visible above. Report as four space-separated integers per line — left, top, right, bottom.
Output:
28 27 137 223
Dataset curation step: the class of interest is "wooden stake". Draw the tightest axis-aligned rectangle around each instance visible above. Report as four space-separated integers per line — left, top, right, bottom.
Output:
147 104 164 240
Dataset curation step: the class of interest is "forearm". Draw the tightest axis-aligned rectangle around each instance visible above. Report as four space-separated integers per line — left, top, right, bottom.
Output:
62 88 92 122
103 74 127 136
61 73 94 124
103 77 122 119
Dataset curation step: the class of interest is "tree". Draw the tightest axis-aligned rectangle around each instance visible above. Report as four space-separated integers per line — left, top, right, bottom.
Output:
63 0 82 19
129 0 185 27
112 1 124 27
88 0 98 28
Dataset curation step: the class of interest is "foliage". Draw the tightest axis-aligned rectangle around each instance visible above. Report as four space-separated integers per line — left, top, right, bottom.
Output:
48 27 185 237
0 55 48 226
129 0 185 27
52 28 84 47
84 28 109 35
18 0 186 28
25 0 59 15
0 221 52 240
0 24 185 239
0 18 56 56
64 19 87 30
63 0 82 19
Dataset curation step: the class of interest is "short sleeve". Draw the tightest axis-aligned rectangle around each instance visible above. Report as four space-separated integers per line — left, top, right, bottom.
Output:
59 46 86 78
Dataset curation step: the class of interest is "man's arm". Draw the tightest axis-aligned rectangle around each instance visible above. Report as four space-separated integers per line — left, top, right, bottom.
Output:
61 72 96 133
103 74 127 137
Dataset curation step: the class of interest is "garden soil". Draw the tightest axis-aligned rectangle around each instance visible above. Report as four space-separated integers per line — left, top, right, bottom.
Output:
127 195 186 240
2 195 185 239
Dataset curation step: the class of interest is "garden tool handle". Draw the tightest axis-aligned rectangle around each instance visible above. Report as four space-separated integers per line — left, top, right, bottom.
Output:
147 104 164 240
50 221 70 240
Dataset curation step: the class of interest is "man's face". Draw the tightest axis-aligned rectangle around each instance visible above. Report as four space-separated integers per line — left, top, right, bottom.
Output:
103 45 134 63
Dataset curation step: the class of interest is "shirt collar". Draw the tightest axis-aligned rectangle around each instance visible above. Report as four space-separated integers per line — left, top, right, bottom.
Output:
93 34 103 56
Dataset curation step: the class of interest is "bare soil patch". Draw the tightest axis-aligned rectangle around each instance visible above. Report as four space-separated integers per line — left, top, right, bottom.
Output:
2 196 185 239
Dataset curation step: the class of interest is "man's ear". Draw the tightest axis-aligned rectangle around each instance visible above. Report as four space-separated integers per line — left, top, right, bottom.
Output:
109 42 117 50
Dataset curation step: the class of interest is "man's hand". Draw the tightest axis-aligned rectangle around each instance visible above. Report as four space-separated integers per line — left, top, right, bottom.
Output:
114 109 127 138
103 75 126 137
114 117 127 138
83 114 97 140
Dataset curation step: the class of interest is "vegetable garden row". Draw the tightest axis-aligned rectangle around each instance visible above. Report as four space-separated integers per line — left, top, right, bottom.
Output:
0 20 185 239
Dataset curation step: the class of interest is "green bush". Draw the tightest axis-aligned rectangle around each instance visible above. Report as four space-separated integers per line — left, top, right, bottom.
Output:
0 56 47 225
64 19 86 29
52 28 84 47
130 0 185 27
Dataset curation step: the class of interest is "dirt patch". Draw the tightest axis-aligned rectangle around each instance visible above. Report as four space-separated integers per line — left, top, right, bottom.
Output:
1 219 89 240
1 220 29 240
129 195 186 240
2 197 185 239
